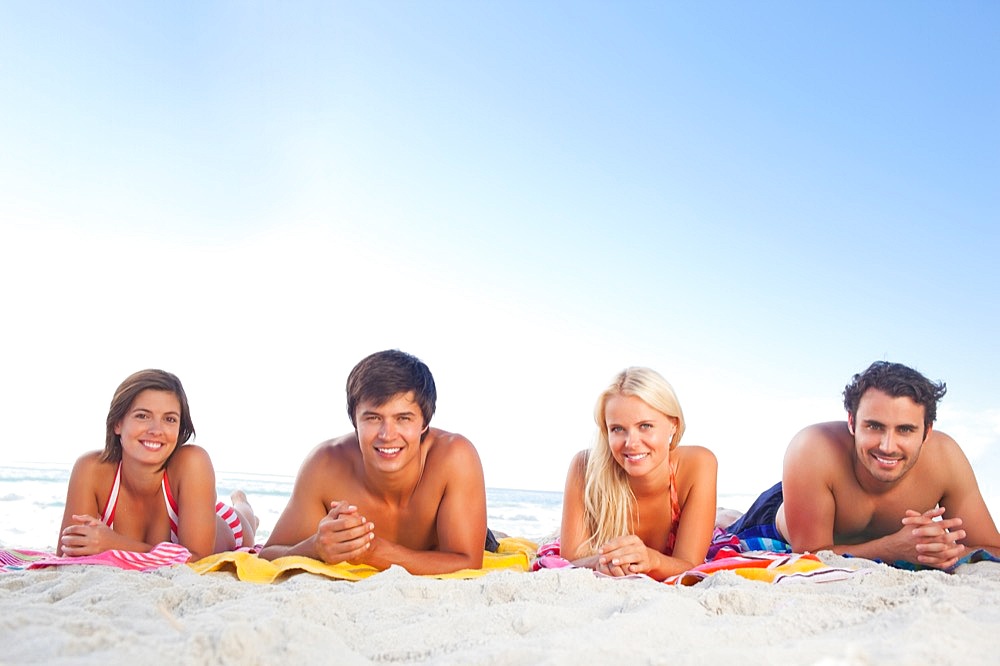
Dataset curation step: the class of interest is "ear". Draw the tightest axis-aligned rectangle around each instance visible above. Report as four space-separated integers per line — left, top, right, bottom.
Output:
922 423 934 442
847 412 855 435
114 421 122 436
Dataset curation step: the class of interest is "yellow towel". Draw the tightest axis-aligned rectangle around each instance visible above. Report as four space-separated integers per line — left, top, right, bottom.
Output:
188 537 536 584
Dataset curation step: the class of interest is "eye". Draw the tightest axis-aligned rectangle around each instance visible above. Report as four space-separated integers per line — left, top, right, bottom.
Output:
609 425 623 434
639 423 653 430
165 416 178 424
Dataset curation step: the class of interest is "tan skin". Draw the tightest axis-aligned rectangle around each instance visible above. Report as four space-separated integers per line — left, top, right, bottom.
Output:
777 388 1000 570
260 391 487 574
560 394 718 581
57 390 247 562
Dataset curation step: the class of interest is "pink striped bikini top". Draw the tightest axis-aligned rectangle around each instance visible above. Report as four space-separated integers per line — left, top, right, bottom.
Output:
100 462 181 543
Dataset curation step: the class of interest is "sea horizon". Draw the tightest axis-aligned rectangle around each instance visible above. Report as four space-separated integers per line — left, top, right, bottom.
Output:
0 461 764 551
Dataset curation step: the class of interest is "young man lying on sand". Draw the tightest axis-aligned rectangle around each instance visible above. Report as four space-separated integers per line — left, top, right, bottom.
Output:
727 361 1000 570
260 350 489 574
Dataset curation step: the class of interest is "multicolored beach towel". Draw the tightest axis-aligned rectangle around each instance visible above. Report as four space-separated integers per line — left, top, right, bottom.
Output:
1 542 192 572
666 551 857 585
707 524 792 559
531 538 858 584
711 525 1000 573
188 537 537 583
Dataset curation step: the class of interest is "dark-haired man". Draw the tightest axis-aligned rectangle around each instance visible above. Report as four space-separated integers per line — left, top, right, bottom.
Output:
727 361 1000 570
261 350 489 574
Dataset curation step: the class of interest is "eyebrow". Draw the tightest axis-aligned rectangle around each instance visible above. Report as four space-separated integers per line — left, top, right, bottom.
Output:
863 418 918 430
131 407 180 417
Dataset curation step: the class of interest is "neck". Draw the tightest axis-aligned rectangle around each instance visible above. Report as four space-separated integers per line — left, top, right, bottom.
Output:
364 456 426 505
119 458 165 494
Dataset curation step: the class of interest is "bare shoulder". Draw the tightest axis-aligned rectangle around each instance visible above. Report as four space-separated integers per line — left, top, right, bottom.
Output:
67 451 115 497
925 429 962 453
921 429 973 473
170 444 213 467
782 422 854 491
674 445 717 468
72 450 108 473
786 422 851 459
282 434 362 496
569 449 589 473
673 446 717 499
425 428 480 462
304 433 361 467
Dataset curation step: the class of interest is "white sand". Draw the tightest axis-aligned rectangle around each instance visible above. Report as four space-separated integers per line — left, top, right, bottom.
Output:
1 553 998 665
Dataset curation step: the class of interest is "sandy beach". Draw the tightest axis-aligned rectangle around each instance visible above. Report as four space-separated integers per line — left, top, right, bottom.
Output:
2 551 998 665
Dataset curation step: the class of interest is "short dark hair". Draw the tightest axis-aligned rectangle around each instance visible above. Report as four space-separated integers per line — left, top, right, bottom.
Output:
103 369 196 469
346 350 437 432
843 361 947 431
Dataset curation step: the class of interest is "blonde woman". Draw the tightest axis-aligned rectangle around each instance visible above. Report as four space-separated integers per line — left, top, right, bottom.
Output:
559 367 717 580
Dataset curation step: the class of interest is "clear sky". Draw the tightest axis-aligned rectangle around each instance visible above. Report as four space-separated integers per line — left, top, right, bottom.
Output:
1 2 998 509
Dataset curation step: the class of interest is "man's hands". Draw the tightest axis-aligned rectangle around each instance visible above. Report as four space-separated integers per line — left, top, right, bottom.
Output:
314 501 376 565
899 506 966 570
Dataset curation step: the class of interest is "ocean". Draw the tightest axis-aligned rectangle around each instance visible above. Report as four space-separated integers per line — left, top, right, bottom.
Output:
0 463 758 551
0 463 567 550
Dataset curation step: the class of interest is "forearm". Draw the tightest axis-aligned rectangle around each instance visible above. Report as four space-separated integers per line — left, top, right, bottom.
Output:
364 538 484 575
569 554 603 570
62 531 157 557
826 537 902 562
258 535 319 561
646 551 699 581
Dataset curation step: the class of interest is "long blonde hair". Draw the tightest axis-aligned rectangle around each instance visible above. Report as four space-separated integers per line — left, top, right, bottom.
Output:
582 367 686 553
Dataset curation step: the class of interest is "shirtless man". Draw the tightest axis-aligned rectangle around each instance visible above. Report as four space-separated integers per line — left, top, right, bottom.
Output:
260 350 488 574
729 361 1000 570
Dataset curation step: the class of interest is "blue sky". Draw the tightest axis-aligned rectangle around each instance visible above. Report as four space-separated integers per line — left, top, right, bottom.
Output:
2 2 998 511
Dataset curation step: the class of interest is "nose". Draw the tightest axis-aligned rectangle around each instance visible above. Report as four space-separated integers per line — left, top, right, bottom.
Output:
378 421 395 440
878 431 896 452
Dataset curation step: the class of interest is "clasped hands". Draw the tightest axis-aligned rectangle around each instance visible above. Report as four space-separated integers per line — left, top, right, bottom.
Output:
900 506 966 570
314 500 377 565
596 534 654 577
60 514 117 556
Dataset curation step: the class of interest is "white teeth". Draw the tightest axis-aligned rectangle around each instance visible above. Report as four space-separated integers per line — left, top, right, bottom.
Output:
377 447 401 455
625 453 649 461
141 441 163 449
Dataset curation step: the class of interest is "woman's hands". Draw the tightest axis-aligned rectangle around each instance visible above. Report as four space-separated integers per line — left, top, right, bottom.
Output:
597 534 657 577
60 514 120 556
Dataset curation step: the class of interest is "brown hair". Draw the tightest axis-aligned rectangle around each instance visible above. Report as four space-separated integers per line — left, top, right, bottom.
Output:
843 361 947 433
346 350 436 439
103 369 196 467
